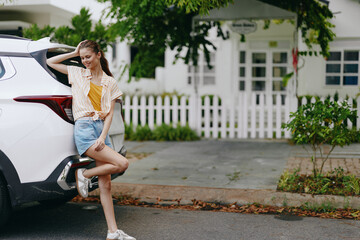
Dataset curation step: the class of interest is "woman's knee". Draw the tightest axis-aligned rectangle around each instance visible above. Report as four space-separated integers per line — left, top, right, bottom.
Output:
98 175 111 192
115 157 128 173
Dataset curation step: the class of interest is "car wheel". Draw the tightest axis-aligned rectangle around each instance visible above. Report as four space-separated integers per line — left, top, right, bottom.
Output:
0 177 11 227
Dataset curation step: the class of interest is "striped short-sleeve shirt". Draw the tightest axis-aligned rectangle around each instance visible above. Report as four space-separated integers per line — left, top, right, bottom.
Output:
67 66 123 121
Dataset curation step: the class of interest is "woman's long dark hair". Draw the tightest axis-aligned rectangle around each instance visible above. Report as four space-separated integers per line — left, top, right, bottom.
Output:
79 40 113 77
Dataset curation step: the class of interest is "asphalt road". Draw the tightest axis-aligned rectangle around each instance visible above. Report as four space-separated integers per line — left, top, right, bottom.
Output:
1 202 359 240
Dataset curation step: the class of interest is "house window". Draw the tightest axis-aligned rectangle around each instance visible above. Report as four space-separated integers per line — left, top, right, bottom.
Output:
238 50 288 94
326 50 359 86
187 65 199 85
272 52 287 92
112 42 117 61
187 52 216 86
187 76 192 85
251 52 267 91
238 51 246 91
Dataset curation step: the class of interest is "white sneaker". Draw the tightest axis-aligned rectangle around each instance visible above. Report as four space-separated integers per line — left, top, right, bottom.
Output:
75 168 89 198
107 229 136 240
118 230 136 240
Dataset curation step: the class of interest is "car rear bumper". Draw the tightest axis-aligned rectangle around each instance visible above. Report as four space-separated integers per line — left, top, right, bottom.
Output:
58 145 127 191
4 145 127 207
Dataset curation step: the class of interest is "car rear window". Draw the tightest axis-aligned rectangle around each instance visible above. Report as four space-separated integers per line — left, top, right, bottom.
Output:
46 48 85 87
0 57 16 81
0 59 4 78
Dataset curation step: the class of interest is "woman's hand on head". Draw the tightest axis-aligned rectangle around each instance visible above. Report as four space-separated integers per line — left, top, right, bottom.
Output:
75 40 86 56
94 136 106 152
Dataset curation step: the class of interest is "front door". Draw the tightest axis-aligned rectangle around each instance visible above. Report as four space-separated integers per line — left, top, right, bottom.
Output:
238 49 290 104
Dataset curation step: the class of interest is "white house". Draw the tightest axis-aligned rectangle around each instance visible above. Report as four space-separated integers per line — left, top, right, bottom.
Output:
119 0 360 107
1 0 360 103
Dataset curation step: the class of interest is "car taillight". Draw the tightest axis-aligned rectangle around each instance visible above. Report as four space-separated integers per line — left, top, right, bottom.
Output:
70 161 92 168
14 95 74 124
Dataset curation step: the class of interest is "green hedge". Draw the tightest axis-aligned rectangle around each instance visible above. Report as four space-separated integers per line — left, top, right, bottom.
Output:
125 123 200 141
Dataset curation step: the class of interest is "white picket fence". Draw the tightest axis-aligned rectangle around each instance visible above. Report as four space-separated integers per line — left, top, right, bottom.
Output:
122 94 360 139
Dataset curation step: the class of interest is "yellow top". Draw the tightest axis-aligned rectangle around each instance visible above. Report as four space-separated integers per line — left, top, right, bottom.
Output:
67 66 123 121
88 81 102 111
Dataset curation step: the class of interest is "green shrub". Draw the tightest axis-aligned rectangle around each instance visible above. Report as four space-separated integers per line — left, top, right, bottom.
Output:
124 123 135 140
152 124 172 141
132 125 154 141
125 123 199 141
174 125 201 141
282 99 357 177
153 124 200 141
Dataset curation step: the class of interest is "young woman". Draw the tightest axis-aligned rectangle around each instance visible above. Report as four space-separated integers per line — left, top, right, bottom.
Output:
47 40 135 240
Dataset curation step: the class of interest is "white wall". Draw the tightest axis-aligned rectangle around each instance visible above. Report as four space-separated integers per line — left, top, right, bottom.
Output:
329 0 360 38
0 0 108 28
297 0 360 98
162 20 294 106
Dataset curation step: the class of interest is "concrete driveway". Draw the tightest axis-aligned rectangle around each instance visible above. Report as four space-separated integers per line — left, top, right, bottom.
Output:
114 140 294 190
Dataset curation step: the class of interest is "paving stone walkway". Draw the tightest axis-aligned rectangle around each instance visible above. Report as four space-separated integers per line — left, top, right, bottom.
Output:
287 143 360 176
285 157 360 176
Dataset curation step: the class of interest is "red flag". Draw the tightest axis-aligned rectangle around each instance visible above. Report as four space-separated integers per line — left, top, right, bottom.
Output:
292 48 298 73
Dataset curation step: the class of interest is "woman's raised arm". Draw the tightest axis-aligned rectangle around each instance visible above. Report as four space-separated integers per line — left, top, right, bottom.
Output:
46 41 84 75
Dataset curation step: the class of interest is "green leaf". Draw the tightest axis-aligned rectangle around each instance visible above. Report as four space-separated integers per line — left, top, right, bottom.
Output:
23 7 114 51
282 72 294 87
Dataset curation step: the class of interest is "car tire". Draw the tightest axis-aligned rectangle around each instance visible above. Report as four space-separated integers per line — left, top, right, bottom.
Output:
0 177 11 227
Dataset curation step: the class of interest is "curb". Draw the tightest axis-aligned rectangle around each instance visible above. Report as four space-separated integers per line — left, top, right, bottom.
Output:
90 182 360 209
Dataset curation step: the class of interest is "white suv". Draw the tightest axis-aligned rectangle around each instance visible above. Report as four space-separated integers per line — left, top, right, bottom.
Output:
0 35 126 226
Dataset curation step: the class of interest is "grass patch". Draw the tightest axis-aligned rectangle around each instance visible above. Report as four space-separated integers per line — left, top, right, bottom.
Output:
277 167 360 196
300 201 337 213
226 170 241 183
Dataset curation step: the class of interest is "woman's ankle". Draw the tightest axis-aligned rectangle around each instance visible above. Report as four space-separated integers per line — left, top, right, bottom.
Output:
83 169 90 178
108 228 118 233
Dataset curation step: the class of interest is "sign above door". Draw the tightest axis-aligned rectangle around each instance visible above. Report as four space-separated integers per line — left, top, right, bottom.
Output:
229 20 257 34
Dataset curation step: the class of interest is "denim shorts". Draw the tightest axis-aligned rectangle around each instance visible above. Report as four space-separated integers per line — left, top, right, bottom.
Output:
74 117 113 157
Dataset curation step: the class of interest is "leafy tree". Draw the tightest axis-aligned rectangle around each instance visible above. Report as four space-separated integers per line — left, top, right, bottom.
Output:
100 0 334 79
169 0 335 56
282 99 357 177
100 0 228 79
166 0 233 14
23 8 114 52
22 24 55 40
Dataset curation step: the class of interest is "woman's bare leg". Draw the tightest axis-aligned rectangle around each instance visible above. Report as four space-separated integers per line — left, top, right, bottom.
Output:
98 171 118 233
82 145 129 233
83 145 129 178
